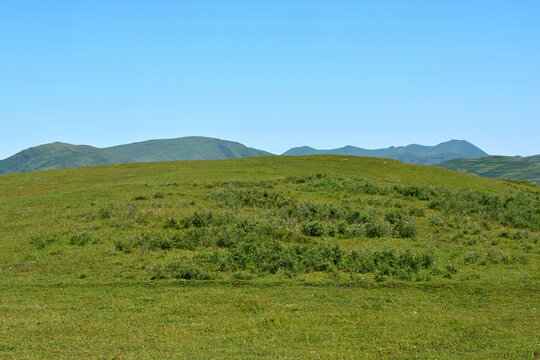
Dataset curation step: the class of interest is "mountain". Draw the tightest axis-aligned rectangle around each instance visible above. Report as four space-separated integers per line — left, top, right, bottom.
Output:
0 137 273 175
437 155 540 184
0 142 130 175
282 140 488 165
104 136 272 162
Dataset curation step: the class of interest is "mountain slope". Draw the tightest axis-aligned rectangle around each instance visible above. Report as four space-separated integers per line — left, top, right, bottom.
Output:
0 137 273 175
437 155 540 184
104 136 273 162
0 142 130 175
282 140 487 165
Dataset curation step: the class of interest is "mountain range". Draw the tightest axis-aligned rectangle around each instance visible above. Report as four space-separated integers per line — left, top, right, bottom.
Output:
0 137 538 184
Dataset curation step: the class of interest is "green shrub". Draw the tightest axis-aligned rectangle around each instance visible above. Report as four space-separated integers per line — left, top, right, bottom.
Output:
167 263 216 280
30 235 56 249
409 207 425 217
302 221 326 237
115 234 171 252
443 264 458 278
392 216 417 238
69 233 94 246
98 208 111 219
163 218 178 229
393 185 433 200
365 222 390 238
384 210 404 224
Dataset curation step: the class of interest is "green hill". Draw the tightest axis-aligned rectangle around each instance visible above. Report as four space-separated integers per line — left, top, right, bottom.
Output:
104 136 272 162
0 156 538 358
526 154 540 164
438 155 540 184
282 139 488 165
0 137 273 175
0 142 130 175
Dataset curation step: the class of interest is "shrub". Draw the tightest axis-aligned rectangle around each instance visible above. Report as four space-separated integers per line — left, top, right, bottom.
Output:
153 192 165 199
133 195 148 201
443 264 458 278
166 263 216 280
409 207 425 217
98 208 111 219
171 228 212 250
365 222 390 238
302 221 326 237
392 216 417 238
393 185 433 200
115 234 172 253
464 251 480 264
384 210 404 224
163 218 178 229
69 233 94 246
30 235 56 249
180 210 231 228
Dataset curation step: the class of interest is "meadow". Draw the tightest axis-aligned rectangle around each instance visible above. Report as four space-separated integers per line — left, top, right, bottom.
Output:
0 155 538 359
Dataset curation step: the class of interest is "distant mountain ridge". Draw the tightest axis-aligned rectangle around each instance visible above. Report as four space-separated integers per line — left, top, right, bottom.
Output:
282 140 488 165
0 142 130 175
0 137 500 176
437 155 540 185
0 137 272 175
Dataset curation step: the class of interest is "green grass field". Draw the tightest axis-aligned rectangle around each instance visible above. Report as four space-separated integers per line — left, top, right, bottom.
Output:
0 155 538 359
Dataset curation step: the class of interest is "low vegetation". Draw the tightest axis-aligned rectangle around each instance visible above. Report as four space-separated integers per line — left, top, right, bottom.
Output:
0 155 538 358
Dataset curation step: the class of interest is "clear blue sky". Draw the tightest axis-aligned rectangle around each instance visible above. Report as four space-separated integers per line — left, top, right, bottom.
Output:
1 0 539 159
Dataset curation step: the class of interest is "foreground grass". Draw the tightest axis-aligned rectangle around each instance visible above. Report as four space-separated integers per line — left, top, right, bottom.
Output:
0 155 538 359
0 280 537 359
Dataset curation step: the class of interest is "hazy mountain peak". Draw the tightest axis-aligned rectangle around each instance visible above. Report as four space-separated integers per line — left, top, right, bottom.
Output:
282 140 489 165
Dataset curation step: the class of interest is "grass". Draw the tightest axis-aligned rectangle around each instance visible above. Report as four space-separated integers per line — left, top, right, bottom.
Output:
0 155 538 359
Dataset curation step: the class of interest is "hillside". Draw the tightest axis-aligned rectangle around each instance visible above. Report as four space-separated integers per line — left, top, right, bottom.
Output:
0 142 130 175
0 137 273 174
104 136 272 162
438 155 540 184
282 139 488 165
0 156 538 358
526 154 540 164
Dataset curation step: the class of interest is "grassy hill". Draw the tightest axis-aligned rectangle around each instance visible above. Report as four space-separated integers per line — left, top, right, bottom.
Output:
282 139 488 165
0 142 130 175
104 136 273 162
438 155 540 184
0 156 538 358
0 137 272 175
526 154 540 164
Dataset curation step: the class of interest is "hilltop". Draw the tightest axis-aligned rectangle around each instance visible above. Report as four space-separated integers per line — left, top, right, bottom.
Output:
438 155 540 184
104 136 272 162
282 139 488 165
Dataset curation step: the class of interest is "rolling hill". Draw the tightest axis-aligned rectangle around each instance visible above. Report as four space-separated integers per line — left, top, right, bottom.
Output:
0 137 273 175
0 155 538 358
104 136 272 162
282 139 488 165
0 142 130 175
438 155 540 184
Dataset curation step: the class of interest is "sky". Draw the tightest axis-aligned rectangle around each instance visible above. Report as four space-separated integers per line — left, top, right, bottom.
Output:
1 0 539 159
